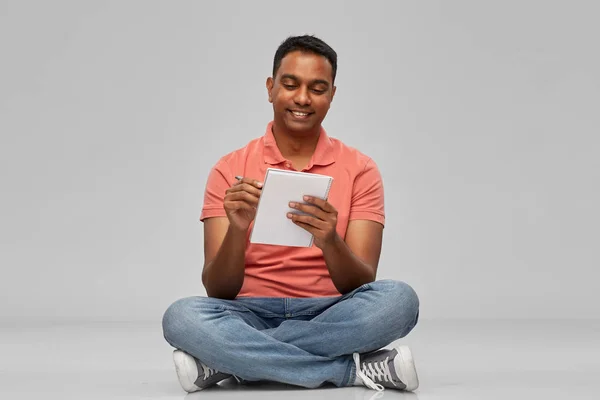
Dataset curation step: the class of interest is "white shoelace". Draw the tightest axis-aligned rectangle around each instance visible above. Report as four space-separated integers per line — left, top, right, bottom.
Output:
353 353 395 392
201 363 218 381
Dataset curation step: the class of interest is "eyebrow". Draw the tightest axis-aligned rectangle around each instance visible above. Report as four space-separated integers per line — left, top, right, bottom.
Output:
280 74 330 87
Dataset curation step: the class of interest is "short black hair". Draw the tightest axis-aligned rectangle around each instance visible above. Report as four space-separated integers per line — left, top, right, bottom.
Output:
272 35 338 83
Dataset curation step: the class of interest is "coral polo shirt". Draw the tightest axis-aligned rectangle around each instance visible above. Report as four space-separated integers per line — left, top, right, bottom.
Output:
200 121 385 298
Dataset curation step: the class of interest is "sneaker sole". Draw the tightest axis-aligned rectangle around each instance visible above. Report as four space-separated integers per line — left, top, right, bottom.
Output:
173 350 202 392
393 345 419 391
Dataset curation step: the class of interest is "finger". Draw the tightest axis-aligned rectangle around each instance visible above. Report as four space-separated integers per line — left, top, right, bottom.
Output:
235 182 263 197
290 219 318 236
287 212 327 230
224 200 256 212
226 191 260 206
289 201 327 220
226 191 260 207
303 196 336 213
237 177 263 189
227 183 262 198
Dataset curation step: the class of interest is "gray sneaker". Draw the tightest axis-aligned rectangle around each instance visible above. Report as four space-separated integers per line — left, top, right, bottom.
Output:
172 350 231 392
353 345 419 392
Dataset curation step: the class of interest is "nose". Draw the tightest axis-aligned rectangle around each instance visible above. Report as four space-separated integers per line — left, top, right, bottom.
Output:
293 86 311 106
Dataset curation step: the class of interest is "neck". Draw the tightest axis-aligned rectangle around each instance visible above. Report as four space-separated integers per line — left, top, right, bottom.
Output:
271 122 320 159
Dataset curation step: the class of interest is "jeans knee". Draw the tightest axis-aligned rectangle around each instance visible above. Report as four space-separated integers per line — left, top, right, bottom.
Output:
162 297 195 346
394 281 419 314
375 280 420 331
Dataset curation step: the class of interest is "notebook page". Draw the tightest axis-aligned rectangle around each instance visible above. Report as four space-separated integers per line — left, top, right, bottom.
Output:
250 168 333 247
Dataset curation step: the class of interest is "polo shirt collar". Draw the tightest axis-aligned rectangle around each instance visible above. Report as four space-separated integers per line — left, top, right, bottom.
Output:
263 121 335 167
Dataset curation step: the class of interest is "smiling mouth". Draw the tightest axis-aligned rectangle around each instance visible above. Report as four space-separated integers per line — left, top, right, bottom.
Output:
288 110 314 119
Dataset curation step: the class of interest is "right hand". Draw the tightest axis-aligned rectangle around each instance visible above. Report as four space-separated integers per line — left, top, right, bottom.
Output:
224 177 263 232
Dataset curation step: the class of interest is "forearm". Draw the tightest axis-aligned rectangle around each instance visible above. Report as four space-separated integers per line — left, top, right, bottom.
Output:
322 233 376 294
202 226 247 299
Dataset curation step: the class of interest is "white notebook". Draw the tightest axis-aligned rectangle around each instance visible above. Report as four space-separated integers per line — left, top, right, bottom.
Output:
249 168 334 247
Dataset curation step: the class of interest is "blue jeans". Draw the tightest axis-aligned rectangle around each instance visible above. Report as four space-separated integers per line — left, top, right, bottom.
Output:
162 279 419 388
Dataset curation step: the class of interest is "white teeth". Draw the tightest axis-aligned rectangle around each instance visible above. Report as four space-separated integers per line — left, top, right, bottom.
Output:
291 111 309 117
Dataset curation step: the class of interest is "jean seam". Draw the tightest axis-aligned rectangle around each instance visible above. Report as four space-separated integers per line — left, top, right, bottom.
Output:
343 355 356 387
289 311 320 317
218 306 281 318
342 282 372 301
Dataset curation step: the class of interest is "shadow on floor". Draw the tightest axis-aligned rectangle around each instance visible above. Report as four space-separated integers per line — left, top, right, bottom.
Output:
182 377 420 399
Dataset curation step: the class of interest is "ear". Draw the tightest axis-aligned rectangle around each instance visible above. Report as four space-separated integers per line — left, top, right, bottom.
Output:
266 77 274 103
330 85 337 102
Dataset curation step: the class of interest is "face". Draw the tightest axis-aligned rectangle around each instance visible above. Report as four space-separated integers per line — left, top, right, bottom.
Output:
266 51 336 135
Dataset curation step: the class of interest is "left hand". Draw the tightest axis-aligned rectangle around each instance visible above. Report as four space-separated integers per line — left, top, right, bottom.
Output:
287 196 338 249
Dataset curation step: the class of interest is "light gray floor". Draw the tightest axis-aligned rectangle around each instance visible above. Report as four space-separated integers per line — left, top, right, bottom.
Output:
1 319 598 399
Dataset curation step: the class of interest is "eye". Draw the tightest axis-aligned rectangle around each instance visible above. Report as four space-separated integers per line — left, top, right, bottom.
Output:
283 84 297 90
312 89 326 94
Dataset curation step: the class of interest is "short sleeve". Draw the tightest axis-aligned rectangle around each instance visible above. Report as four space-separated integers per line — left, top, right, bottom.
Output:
200 160 233 221
349 158 385 226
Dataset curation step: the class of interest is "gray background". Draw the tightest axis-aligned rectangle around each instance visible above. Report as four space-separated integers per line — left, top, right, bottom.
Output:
1 0 598 322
